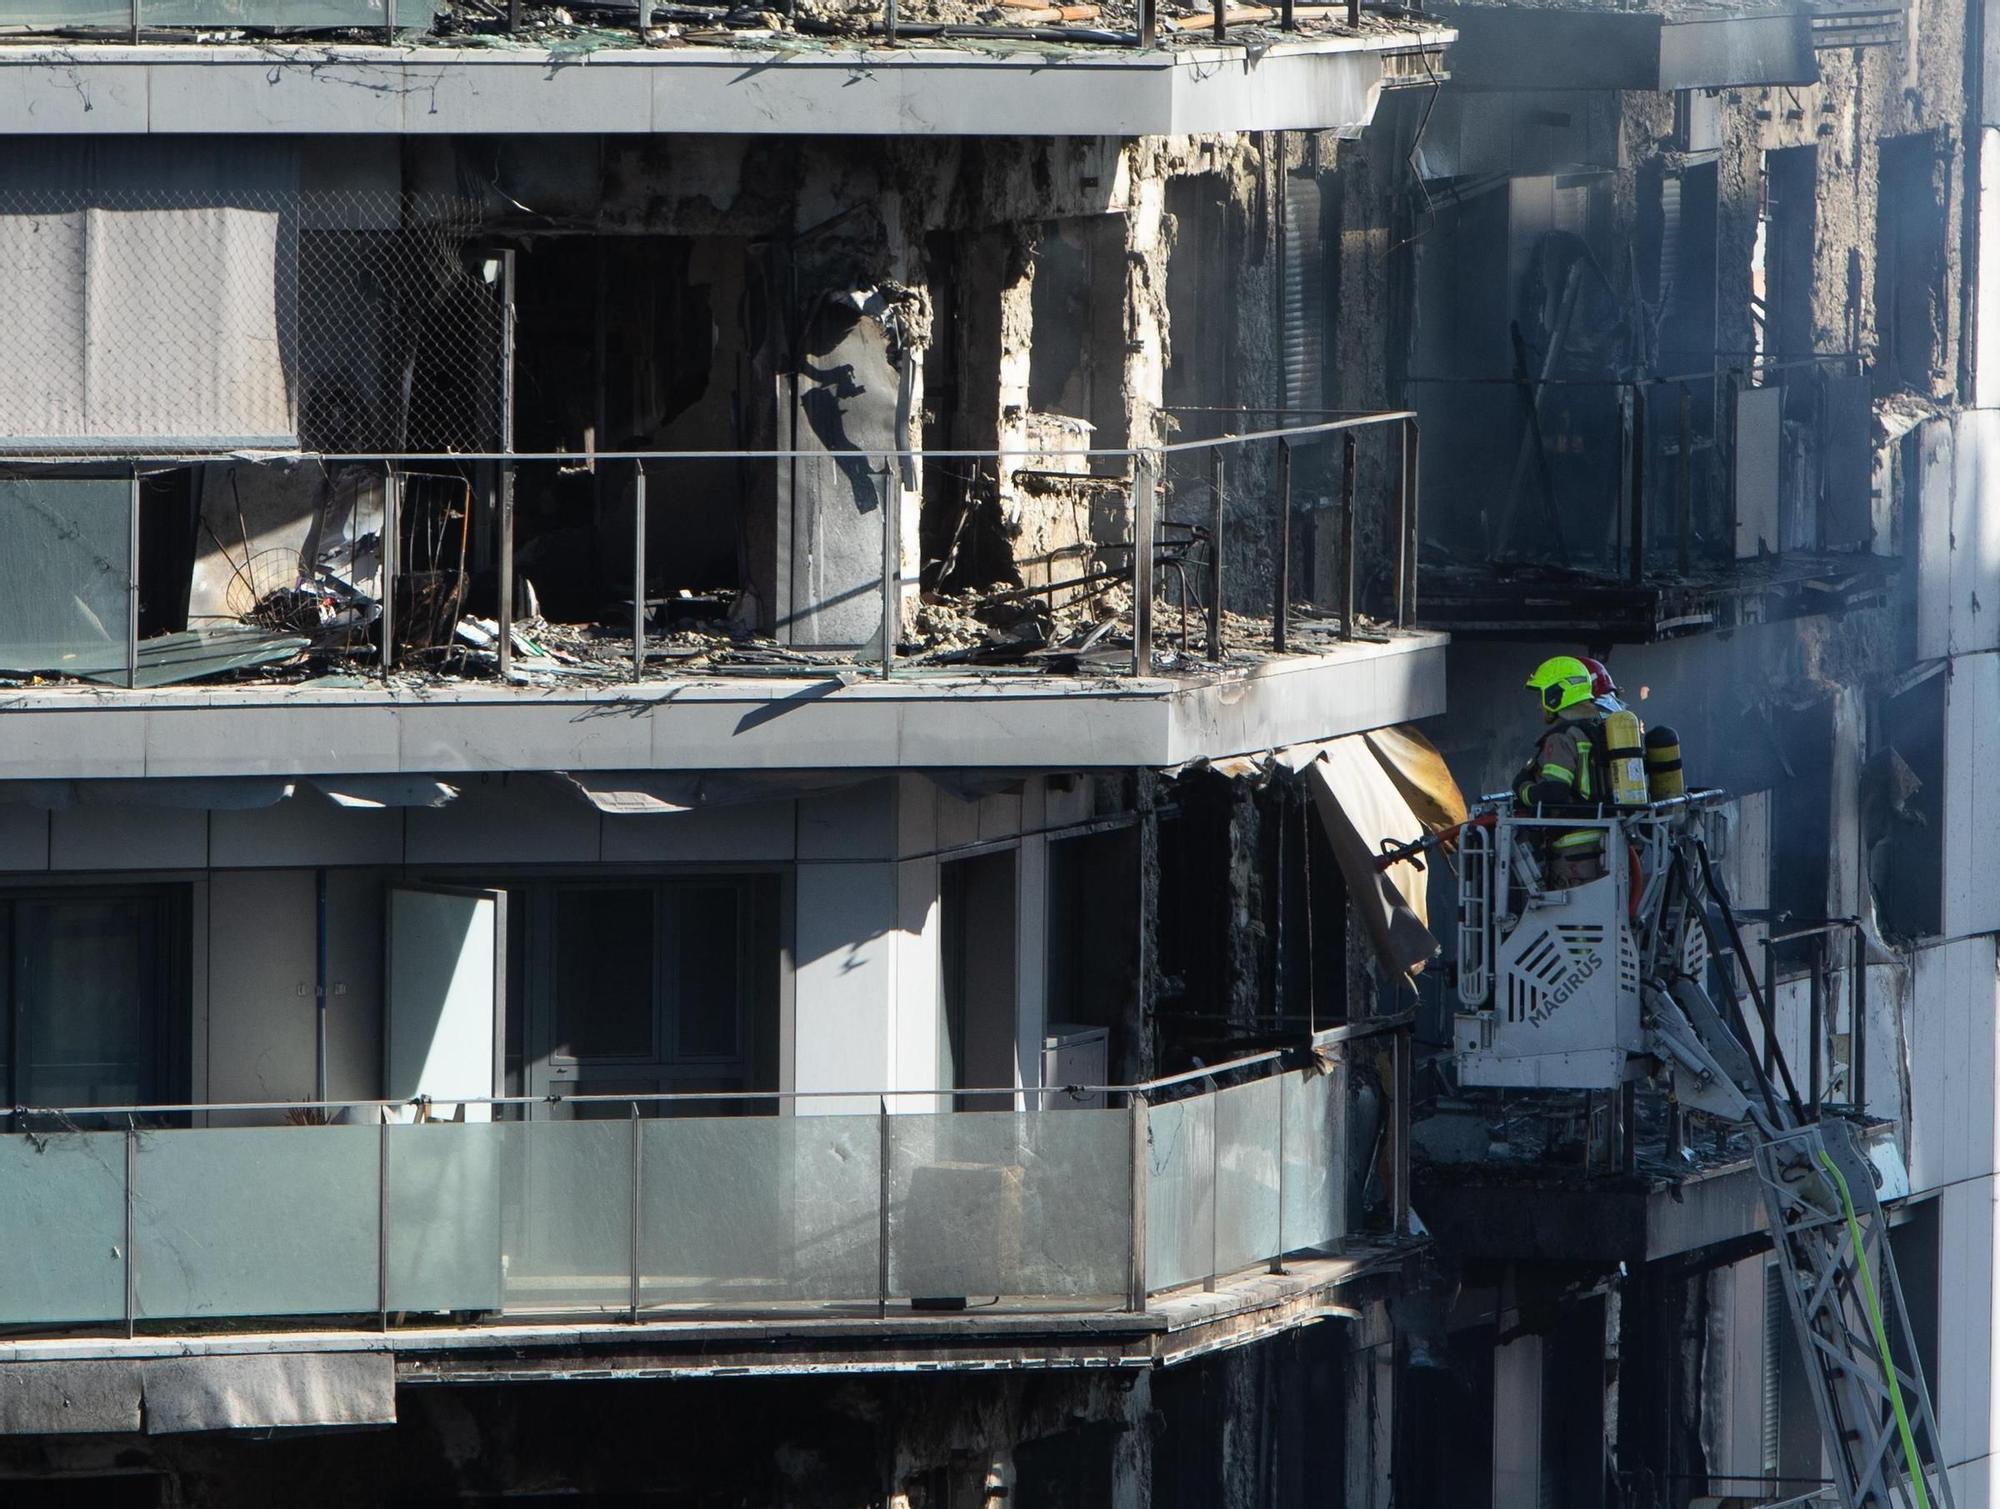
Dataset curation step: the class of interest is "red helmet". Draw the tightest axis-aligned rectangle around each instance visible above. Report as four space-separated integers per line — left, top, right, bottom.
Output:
1579 656 1618 699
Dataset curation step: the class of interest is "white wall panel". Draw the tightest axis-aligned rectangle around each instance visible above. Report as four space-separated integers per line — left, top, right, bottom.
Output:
1943 652 2000 938
1907 939 1998 1193
49 804 206 871
204 869 318 1118
598 798 795 864
1917 419 1954 661
404 774 600 866
892 856 942 1112
794 861 896 1116
1938 1175 1996 1469
208 793 402 869
0 805 49 872
798 778 895 861
1950 411 2000 656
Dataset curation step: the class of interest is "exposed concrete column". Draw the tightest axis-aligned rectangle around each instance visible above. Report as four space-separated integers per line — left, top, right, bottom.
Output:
1123 152 1172 458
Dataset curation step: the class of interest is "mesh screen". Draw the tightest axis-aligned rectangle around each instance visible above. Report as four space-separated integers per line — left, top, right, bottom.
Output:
0 188 504 457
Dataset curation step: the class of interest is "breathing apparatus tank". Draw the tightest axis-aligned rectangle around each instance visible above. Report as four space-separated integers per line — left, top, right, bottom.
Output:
1645 725 1685 800
1602 708 1649 807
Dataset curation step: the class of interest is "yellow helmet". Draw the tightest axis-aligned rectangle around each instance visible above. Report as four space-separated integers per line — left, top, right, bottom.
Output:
1525 655 1597 719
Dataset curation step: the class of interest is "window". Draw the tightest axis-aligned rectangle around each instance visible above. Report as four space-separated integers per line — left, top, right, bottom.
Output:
1875 134 1950 396
518 877 776 1110
0 890 185 1112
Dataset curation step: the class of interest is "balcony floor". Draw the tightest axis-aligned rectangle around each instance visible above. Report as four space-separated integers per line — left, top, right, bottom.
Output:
0 1245 1415 1434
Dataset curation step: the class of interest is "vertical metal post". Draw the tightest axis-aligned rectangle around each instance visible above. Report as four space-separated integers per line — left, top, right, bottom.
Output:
384 0 396 44
1208 446 1225 660
1392 421 1410 629
1618 1081 1637 1175
1137 0 1154 47
508 0 522 30
1627 384 1647 587
498 249 518 682
1676 384 1693 576
123 1125 138 1339
636 0 650 35
1404 418 1420 619
1269 1082 1286 1275
376 1114 391 1331
631 460 647 682
1130 455 1156 675
315 869 330 1103
628 1102 643 1323
128 0 139 42
125 470 140 690
1760 936 1777 1082
1807 933 1825 1113
883 0 897 43
1274 439 1293 652
877 1097 892 1318
880 462 897 680
1204 1090 1220 1293
1282 0 1296 29
1851 925 1868 1113
1391 1031 1410 1233
1127 1093 1149 1312
1211 0 1225 41
1339 432 1357 641
380 468 399 679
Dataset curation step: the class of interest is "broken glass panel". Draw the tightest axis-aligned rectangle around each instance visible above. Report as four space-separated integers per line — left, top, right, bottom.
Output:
0 476 131 678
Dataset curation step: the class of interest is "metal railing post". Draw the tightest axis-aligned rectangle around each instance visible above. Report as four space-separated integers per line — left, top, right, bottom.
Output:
1282 0 1296 29
123 1124 138 1338
1391 1029 1410 1235
1269 1079 1285 1276
877 1097 892 1318
1405 417 1421 619
1852 926 1868 1113
1211 0 1225 41
1808 934 1825 1113
1131 454 1156 675
128 0 138 42
1204 1091 1220 1293
881 461 897 679
1392 420 1409 629
883 0 897 43
632 459 647 682
1138 0 1155 46
498 249 518 682
380 467 399 679
1274 439 1293 652
125 470 140 690
377 1115 391 1330
1208 446 1225 660
1339 431 1357 640
1127 1092 1149 1312
1676 383 1693 576
384 0 396 44
628 1102 643 1322
1626 383 1646 587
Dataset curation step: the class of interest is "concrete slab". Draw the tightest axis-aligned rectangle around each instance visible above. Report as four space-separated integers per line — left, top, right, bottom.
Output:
0 634 1448 780
0 34 1450 138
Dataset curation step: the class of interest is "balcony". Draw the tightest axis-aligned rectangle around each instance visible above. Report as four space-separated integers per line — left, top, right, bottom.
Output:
0 1022 1411 1403
1407 359 1895 642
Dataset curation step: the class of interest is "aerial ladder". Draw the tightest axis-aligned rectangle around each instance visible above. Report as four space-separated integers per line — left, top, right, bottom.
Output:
1402 789 1953 1509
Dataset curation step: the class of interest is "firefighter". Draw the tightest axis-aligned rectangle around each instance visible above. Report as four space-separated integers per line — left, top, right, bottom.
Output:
1580 655 1624 714
1515 655 1609 884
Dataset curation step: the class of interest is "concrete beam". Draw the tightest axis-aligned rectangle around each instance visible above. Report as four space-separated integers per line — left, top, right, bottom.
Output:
1416 1161 1767 1265
0 634 1447 780
0 33 1449 138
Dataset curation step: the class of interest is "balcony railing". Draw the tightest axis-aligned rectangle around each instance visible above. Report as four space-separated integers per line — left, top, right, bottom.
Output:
1406 355 1870 590
0 0 1408 49
0 417 1420 690
0 1018 1408 1337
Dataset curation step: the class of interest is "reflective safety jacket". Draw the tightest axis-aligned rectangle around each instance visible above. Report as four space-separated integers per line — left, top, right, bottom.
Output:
1514 714 1606 862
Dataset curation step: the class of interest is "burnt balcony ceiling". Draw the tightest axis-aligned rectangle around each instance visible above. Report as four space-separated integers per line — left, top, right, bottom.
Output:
1433 0 1900 93
1413 552 1897 643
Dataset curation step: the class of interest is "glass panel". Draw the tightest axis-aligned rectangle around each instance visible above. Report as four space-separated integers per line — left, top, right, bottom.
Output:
0 1131 126 1324
133 1126 379 1319
673 886 741 1059
887 1110 1129 1303
553 887 655 1060
386 1123 503 1315
15 898 151 1108
1280 1064 1344 1255
0 0 385 26
1213 1077 1281 1275
0 478 132 679
1143 1095 1214 1294
498 1119 633 1314
639 1116 880 1310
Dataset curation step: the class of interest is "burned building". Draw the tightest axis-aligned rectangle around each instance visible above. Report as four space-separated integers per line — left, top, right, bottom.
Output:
0 4 1460 1506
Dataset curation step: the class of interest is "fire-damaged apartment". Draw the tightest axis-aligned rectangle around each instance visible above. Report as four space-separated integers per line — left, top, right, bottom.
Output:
0 0 1993 1505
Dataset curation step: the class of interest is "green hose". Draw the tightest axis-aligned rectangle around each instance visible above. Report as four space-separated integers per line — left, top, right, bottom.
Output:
1815 1148 1933 1509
